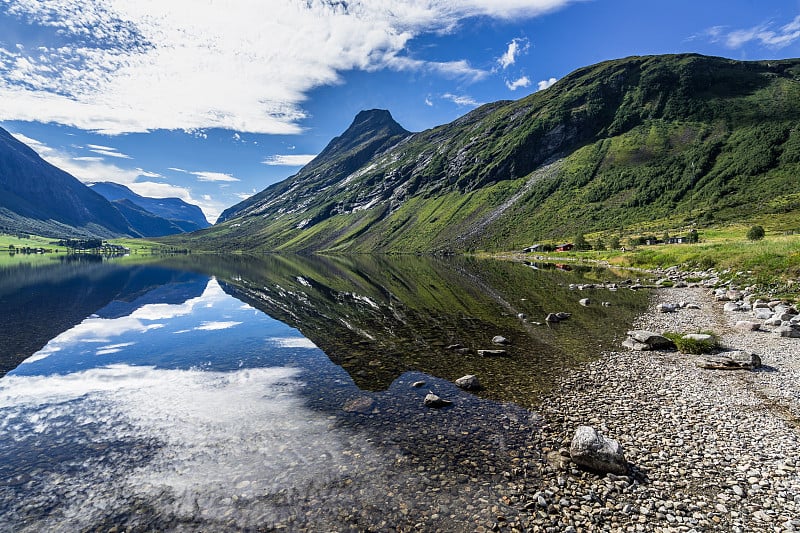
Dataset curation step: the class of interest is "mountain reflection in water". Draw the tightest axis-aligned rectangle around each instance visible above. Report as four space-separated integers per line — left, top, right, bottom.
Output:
198 253 648 406
0 254 647 531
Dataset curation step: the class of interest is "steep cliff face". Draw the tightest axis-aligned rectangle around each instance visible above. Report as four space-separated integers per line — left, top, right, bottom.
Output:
169 54 800 253
0 127 137 238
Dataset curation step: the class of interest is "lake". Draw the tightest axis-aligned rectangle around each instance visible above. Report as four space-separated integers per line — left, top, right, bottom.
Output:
0 254 647 531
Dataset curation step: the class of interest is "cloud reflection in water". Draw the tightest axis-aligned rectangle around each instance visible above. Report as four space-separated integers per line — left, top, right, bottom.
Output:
0 277 388 531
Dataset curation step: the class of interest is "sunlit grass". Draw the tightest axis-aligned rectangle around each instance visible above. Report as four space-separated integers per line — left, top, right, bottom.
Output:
0 233 62 250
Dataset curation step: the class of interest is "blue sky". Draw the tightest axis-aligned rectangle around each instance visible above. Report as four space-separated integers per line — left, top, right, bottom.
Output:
1 0 799 222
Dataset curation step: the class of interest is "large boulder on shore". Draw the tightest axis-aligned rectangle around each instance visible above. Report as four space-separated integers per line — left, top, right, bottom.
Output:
569 426 628 475
774 325 800 338
695 351 761 370
623 330 675 351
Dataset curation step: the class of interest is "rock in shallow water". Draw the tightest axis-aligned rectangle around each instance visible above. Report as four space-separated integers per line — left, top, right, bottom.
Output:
478 349 508 357
569 425 628 475
423 392 452 408
343 396 375 413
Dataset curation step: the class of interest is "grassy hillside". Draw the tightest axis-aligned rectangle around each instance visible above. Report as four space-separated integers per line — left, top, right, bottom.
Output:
164 54 800 253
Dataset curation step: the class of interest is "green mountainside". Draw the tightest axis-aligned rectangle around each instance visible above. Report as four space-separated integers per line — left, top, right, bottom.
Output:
168 54 800 253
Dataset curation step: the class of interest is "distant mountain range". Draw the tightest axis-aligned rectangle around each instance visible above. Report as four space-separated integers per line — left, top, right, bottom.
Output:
0 127 208 238
89 182 209 233
167 53 800 253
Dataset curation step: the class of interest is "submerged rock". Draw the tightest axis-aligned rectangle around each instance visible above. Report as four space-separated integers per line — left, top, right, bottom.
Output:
569 425 627 475
478 349 508 357
343 396 376 413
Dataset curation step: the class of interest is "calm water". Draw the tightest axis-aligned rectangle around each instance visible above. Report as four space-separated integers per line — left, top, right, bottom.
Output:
0 254 647 531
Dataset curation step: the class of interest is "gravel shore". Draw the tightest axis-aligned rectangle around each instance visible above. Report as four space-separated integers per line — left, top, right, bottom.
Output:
527 286 800 532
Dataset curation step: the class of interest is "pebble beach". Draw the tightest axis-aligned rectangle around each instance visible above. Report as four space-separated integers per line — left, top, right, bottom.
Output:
525 285 800 532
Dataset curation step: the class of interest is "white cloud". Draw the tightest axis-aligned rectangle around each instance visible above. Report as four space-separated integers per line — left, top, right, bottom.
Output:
498 37 529 69
192 171 240 182
269 337 318 349
137 169 162 178
96 342 136 356
442 93 483 107
706 15 800 49
505 75 531 91
87 143 131 159
11 132 143 184
382 55 488 82
262 154 317 167
235 190 257 200
195 321 242 331
425 95 434 106
0 0 575 135
537 77 558 91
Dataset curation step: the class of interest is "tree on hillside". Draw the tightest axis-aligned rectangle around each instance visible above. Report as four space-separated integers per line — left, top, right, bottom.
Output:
609 236 620 250
574 232 591 251
687 229 699 243
594 237 606 251
746 225 765 241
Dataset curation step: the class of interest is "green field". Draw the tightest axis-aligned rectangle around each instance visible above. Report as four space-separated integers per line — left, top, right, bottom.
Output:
514 224 800 301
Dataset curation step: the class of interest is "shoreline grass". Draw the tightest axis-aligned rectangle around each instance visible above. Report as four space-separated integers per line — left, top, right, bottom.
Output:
500 226 800 302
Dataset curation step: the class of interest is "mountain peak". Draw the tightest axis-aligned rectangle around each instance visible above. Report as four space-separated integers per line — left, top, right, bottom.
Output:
216 109 412 223
314 109 410 163
350 109 400 131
